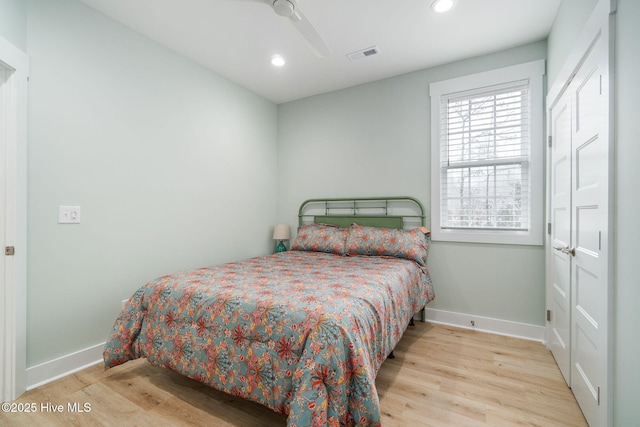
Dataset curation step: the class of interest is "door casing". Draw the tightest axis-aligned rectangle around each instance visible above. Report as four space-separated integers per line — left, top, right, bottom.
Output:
0 35 28 403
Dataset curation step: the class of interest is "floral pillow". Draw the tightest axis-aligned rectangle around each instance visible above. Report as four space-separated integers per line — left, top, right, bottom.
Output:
290 223 348 255
345 224 429 266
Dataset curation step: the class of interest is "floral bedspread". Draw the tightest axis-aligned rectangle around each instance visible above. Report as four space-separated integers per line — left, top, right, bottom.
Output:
103 250 434 426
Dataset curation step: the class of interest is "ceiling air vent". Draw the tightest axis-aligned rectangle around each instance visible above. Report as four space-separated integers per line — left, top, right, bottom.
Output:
347 46 380 62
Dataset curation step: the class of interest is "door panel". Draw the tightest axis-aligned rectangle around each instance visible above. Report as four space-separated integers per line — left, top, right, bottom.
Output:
0 63 8 402
570 37 605 427
576 137 600 189
0 36 28 403
548 92 572 384
575 206 600 252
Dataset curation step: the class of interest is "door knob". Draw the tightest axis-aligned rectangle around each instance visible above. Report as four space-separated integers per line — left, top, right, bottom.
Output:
553 245 576 256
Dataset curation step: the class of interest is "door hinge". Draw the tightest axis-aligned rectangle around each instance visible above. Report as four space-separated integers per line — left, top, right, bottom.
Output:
597 386 601 405
547 223 552 235
548 135 552 148
546 309 551 322
5 246 15 256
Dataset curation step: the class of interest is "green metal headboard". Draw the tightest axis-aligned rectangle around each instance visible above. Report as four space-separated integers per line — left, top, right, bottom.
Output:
298 196 426 229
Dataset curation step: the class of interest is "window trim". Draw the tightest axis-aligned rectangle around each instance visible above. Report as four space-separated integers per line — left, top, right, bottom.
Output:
429 60 545 245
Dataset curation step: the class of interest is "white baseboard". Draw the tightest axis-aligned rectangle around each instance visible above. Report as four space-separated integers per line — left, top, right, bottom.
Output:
24 311 544 390
424 308 546 343
26 342 105 390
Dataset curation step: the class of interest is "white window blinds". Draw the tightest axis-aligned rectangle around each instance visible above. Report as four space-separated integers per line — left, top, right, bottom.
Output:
439 80 530 231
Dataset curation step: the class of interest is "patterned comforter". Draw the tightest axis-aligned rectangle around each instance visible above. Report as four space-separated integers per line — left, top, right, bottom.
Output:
103 250 434 426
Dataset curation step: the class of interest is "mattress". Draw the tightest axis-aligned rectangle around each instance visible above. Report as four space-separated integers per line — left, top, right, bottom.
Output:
103 250 433 426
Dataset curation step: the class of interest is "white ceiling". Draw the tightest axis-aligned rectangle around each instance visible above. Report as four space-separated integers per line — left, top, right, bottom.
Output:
75 0 561 104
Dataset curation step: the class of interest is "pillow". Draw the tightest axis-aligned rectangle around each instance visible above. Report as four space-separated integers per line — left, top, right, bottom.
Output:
345 224 429 266
290 223 348 255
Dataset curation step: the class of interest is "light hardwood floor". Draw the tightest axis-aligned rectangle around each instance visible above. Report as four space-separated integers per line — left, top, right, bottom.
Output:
1 323 587 426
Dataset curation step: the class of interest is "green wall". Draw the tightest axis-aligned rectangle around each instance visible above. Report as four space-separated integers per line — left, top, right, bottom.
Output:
547 0 599 86
24 0 278 366
0 0 26 50
4 0 639 422
277 41 548 327
612 1 640 424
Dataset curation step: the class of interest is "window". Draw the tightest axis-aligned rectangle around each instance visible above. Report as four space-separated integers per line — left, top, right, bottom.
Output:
430 60 544 245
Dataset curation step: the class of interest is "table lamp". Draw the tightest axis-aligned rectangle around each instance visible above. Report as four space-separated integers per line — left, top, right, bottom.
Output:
273 224 290 253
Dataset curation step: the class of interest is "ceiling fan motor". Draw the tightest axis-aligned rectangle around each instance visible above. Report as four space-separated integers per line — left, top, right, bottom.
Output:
272 0 295 17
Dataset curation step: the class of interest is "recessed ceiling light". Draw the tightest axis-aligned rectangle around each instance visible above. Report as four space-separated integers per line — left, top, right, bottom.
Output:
270 55 286 67
431 0 456 13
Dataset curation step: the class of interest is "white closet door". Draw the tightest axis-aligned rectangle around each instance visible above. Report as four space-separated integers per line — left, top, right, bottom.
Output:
548 90 572 385
547 15 612 424
569 36 608 427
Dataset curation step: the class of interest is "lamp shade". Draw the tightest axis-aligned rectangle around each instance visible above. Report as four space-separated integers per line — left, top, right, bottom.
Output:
273 224 290 240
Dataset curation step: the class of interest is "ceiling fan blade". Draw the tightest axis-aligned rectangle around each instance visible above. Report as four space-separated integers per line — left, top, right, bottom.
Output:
288 8 331 57
235 0 331 57
237 0 272 5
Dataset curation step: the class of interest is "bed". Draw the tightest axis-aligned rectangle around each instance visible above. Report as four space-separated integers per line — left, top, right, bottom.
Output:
103 196 434 426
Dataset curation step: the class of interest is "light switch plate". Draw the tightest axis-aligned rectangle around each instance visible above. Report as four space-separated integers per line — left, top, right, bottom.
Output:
58 206 81 224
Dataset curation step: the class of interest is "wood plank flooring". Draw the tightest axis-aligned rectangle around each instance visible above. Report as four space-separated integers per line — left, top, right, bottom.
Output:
1 322 587 426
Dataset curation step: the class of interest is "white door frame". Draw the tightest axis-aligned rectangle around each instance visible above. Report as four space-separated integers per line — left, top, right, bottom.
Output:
545 0 615 425
0 35 28 403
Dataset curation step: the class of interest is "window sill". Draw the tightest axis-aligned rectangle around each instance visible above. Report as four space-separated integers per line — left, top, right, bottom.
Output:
431 228 543 246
